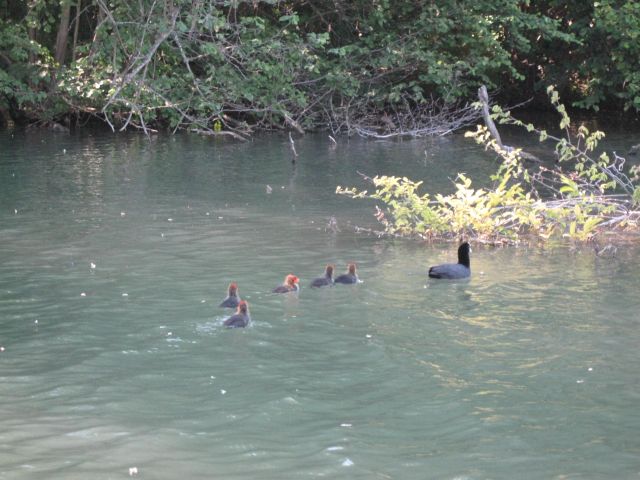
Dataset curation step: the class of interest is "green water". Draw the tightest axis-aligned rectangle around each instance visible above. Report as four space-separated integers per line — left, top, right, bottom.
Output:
1 130 639 479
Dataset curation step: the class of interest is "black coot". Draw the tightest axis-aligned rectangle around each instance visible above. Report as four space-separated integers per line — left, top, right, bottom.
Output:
310 265 334 288
334 263 360 284
428 242 471 279
219 282 240 308
223 300 251 328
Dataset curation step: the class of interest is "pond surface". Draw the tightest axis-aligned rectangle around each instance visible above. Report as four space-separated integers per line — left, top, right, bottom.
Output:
1 128 639 479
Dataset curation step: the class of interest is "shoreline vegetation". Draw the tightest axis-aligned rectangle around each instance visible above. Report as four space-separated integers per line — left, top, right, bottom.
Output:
2 1 640 137
337 87 640 245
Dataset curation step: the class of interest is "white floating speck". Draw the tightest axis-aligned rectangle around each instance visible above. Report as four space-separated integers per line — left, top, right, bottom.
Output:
34 320 38 325
281 186 285 189
63 149 66 154
576 379 584 384
120 212 126 217
340 423 352 428
218 216 223 220
80 292 86 297
206 212 210 216
161 233 164 238
341 458 354 467
90 262 96 269
122 293 128 297
128 466 138 476
14 209 18 214
0 346 5 352
588 367 593 372
326 446 344 452
266 185 273 194
365 334 372 339
220 389 226 395
201 300 206 303
210 375 215 379
167 218 173 222
167 332 173 336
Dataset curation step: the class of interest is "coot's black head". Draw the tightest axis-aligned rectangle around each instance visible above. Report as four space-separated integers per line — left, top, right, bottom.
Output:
228 282 238 295
237 300 249 314
457 242 471 268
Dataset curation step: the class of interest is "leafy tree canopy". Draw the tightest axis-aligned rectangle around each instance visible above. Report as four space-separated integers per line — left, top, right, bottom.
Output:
0 1 638 132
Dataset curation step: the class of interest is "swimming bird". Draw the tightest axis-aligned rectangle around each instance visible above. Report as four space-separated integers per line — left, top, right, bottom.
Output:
219 282 240 308
310 264 334 288
334 263 360 284
223 300 251 328
273 274 300 293
428 242 471 279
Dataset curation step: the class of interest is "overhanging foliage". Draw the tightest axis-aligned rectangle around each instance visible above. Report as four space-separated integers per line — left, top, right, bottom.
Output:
337 87 640 243
1 1 639 133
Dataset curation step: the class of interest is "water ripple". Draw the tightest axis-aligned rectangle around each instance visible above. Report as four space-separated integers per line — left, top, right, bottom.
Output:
1 131 640 479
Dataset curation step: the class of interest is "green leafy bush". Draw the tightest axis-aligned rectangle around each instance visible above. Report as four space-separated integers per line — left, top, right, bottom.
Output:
337 88 640 243
3 1 640 130
0 20 53 119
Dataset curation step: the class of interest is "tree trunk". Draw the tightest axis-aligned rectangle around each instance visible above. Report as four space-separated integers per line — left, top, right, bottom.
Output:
478 85 505 150
55 1 72 66
89 4 106 60
72 0 82 62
